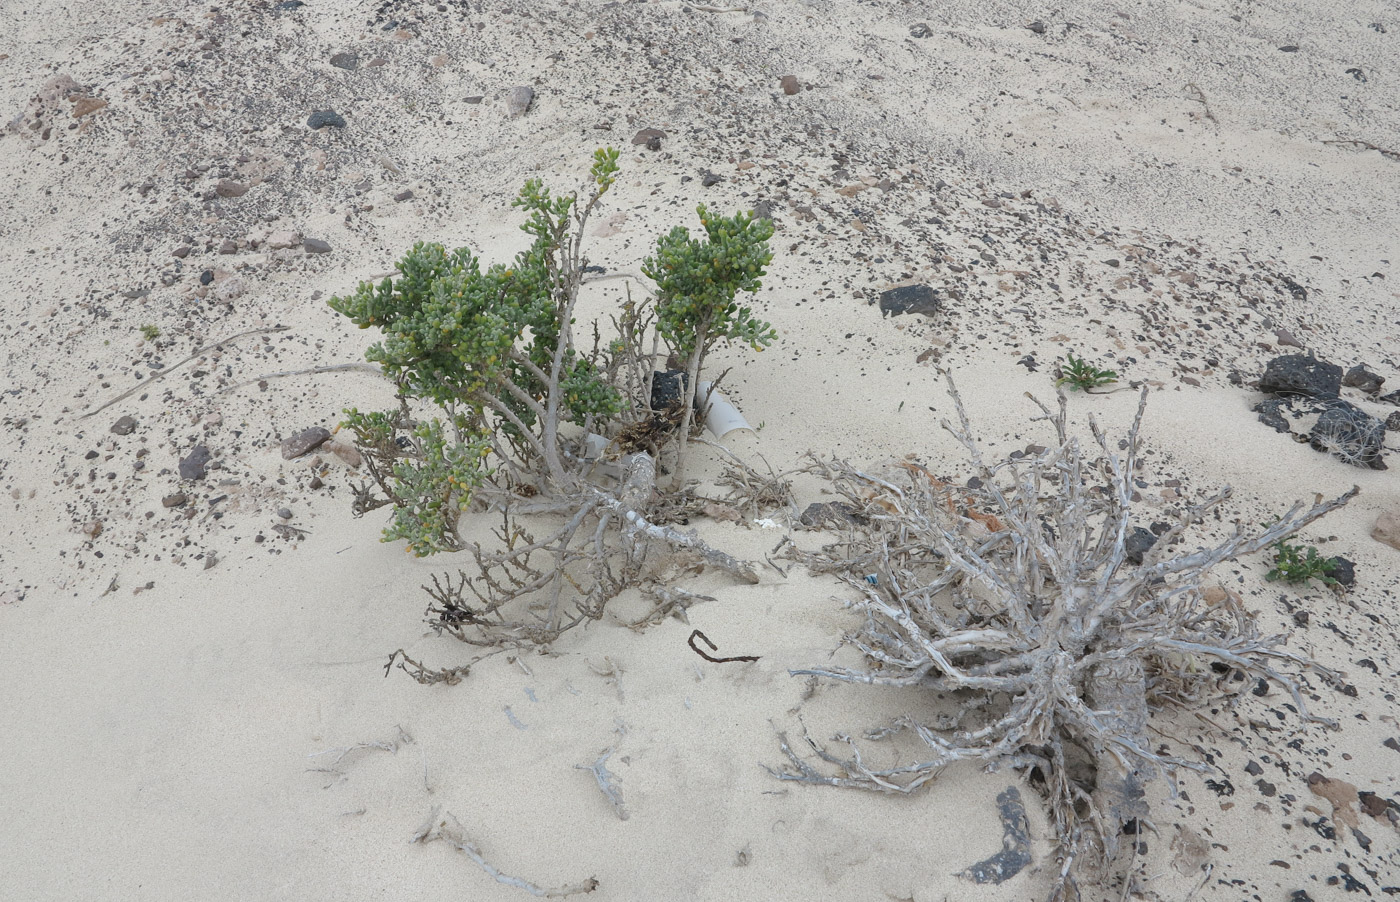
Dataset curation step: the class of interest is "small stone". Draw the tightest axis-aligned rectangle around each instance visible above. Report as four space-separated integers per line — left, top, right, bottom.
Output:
393 189 414 202
179 445 212 481
1124 527 1158 565
110 415 138 435
307 109 346 129
327 440 362 468
701 170 721 187
213 277 245 302
1372 511 1400 552
162 492 187 508
779 74 799 95
1279 44 1299 52
215 179 249 198
1259 354 1342 400
281 426 331 460
1387 411 1400 432
266 230 300 250
878 284 940 318
218 238 238 254
631 127 665 150
1328 556 1356 588
302 237 332 254
1244 761 1264 776
504 85 534 117
199 269 214 286
1027 20 1046 34
309 476 324 490
330 51 359 70
463 95 484 104
1274 328 1304 349
71 96 107 118
277 508 293 520
1342 364 1385 394
172 245 191 258
909 23 932 38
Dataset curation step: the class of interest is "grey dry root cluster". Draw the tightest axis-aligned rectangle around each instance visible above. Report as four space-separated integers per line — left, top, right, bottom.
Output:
772 378 1354 900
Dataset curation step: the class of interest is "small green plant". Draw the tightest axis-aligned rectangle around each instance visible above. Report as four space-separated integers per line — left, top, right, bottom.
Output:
1266 537 1339 587
643 205 775 480
139 324 161 341
1055 351 1117 391
327 150 772 653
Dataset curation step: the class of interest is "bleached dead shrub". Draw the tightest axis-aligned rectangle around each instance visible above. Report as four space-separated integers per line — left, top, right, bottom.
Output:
774 376 1354 900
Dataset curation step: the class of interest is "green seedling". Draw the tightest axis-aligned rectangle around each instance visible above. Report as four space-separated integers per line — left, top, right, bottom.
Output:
1266 537 1339 587
1056 352 1118 391
140 324 161 341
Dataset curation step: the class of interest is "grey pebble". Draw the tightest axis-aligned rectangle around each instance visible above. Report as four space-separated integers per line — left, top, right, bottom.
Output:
281 426 331 459
303 237 332 254
179 445 212 481
277 508 293 520
162 492 187 508
110 415 138 435
504 86 534 117
330 52 359 71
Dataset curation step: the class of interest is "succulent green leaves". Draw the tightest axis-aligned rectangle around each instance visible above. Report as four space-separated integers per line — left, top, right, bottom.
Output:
644 205 776 360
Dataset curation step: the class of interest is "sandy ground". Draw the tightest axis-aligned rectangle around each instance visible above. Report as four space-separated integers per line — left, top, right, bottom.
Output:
3 0 1400 899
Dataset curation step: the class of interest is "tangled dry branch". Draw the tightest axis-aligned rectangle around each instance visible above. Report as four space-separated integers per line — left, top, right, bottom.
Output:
772 376 1355 900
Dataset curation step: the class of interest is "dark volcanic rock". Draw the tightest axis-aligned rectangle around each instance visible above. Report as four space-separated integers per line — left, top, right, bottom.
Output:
179 445 211 481
879 284 940 318
1328 556 1355 588
281 426 331 460
302 237 332 254
1259 354 1341 400
307 109 346 129
1255 396 1387 468
1124 527 1158 565
110 415 137 435
330 52 359 70
1310 401 1387 469
1343 363 1385 394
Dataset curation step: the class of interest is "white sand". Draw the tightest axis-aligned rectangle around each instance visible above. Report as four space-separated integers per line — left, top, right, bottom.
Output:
3 1 1398 899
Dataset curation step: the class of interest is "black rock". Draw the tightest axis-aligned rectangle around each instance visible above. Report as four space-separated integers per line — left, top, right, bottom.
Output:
650 369 689 409
701 171 721 187
303 237 332 254
393 189 414 202
1027 20 1046 34
1343 363 1385 394
200 269 214 286
1124 527 1158 565
1253 398 1294 434
1310 401 1387 469
281 426 331 460
909 23 932 38
1381 389 1400 406
275 0 305 9
1258 354 1341 400
1328 556 1355 588
1387 411 1400 432
330 52 359 70
110 415 137 435
878 284 940 318
179 445 211 481
1279 45 1299 53
307 109 346 129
